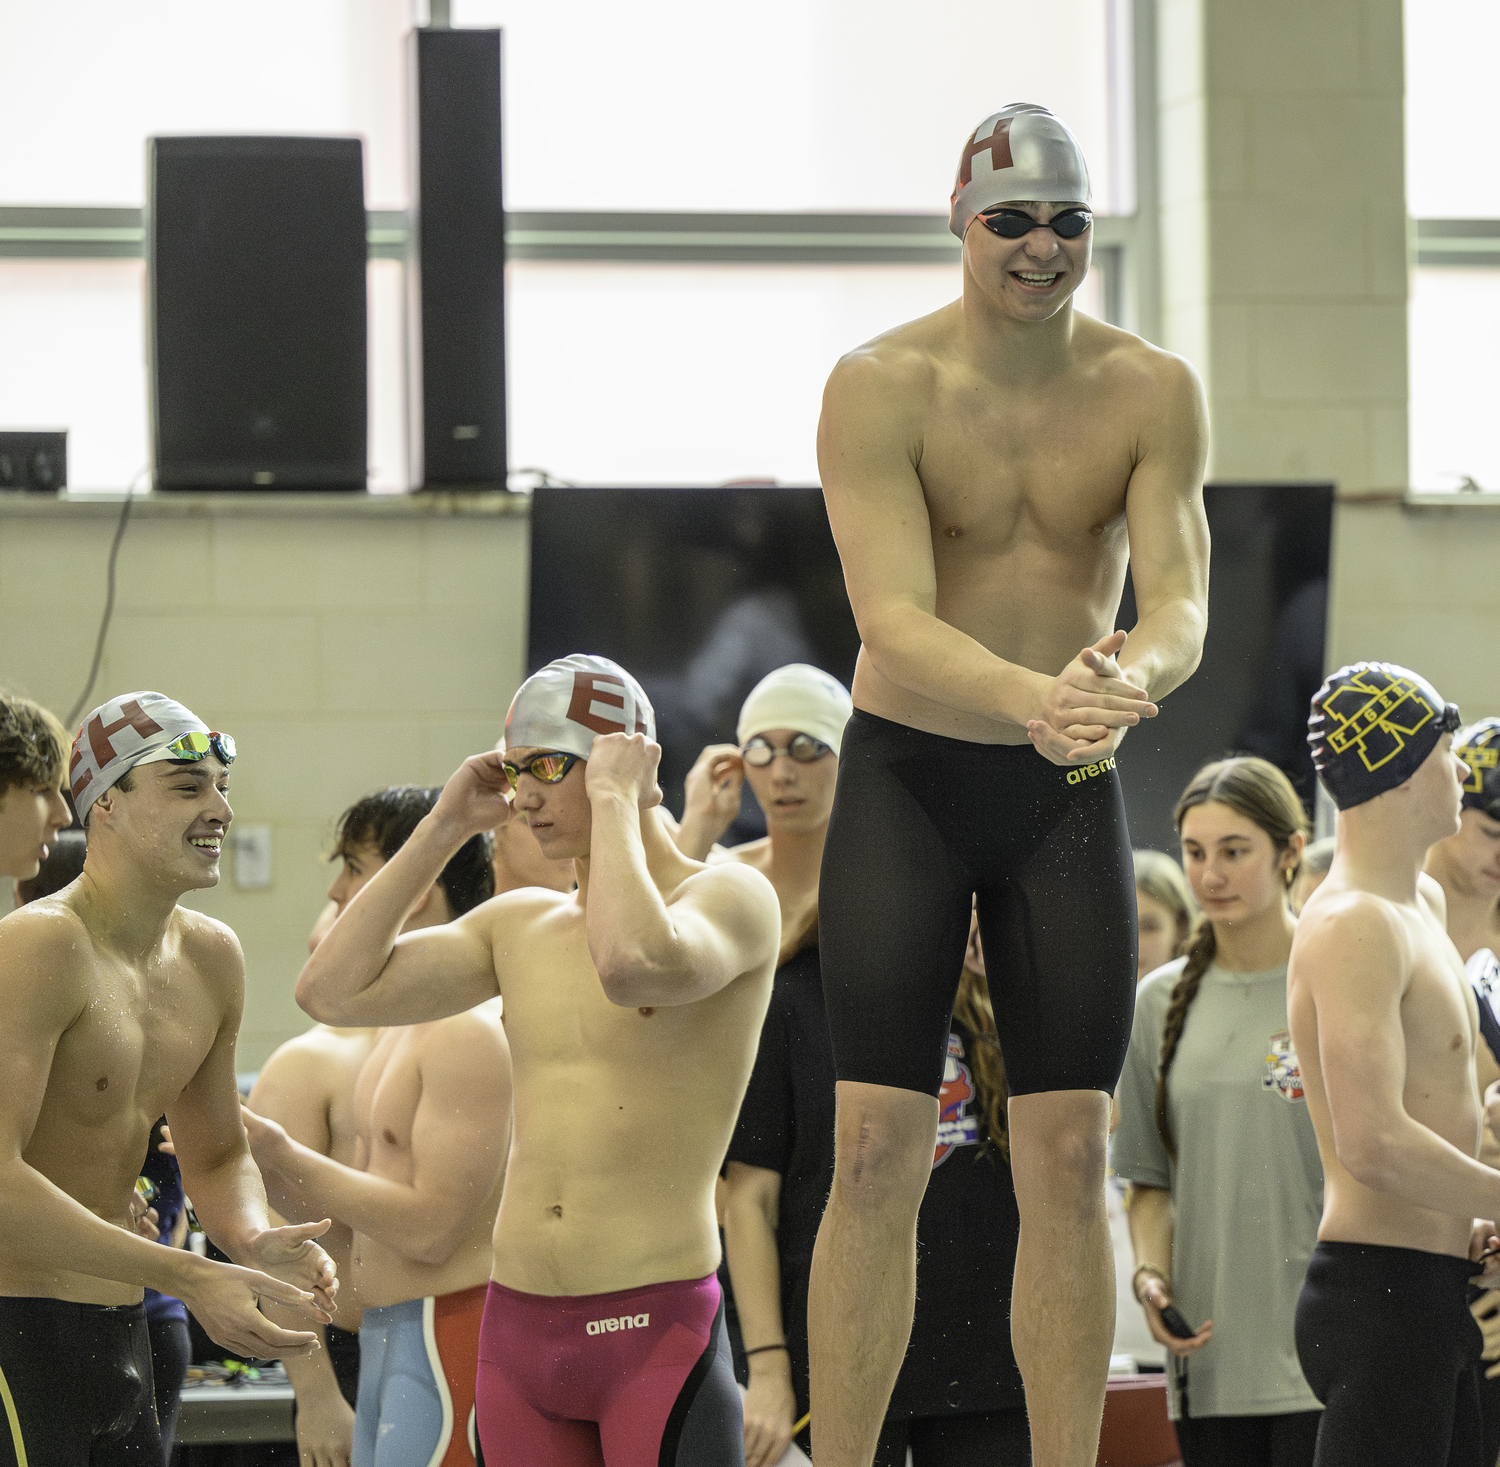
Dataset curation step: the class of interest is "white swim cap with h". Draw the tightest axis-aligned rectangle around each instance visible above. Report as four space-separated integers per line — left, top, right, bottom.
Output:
737 664 853 755
70 691 213 823
504 654 656 762
949 103 1092 240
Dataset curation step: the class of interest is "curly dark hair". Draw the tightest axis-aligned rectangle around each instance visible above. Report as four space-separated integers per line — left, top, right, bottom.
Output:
332 785 494 916
0 693 69 797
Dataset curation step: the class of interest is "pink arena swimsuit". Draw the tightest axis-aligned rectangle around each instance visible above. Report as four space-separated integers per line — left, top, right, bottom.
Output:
475 1274 743 1466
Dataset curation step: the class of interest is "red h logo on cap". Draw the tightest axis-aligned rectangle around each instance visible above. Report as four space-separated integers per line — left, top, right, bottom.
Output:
958 120 1014 189
70 700 165 795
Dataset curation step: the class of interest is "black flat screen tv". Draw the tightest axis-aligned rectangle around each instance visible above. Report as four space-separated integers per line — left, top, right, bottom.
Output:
528 483 1333 854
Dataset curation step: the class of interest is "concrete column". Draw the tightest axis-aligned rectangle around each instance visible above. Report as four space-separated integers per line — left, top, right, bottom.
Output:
1155 0 1407 491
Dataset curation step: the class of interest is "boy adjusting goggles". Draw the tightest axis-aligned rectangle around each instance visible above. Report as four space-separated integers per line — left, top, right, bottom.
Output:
502 751 580 788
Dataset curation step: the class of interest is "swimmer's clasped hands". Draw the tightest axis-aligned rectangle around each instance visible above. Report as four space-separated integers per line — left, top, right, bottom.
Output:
243 1217 339 1322
1026 629 1158 767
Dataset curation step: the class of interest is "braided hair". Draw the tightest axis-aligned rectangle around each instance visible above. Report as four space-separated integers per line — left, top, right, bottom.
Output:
1154 756 1309 1160
953 932 1010 1164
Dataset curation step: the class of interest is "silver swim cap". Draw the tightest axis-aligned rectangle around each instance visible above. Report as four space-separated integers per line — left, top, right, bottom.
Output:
949 103 1092 240
504 654 655 762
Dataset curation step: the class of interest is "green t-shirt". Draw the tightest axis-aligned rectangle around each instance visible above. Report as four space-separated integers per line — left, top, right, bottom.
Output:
1112 957 1323 1421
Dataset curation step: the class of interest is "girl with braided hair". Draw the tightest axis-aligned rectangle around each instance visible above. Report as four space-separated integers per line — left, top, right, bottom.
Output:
1113 756 1322 1467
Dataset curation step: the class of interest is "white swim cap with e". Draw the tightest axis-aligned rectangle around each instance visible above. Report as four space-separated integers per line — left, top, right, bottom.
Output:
737 664 853 755
949 103 1092 240
70 691 213 823
504 654 656 762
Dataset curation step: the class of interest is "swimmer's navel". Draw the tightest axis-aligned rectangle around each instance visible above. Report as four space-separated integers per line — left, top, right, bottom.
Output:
943 525 964 539
638 1007 655 1018
382 1128 398 1145
549 1204 563 1219
96 1076 108 1092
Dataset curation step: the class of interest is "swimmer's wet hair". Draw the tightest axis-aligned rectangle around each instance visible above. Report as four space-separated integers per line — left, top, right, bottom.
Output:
333 785 495 917
0 692 69 798
1155 756 1309 1161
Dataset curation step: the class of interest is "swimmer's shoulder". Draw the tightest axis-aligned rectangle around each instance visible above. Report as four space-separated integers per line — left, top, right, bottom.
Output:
0 896 95 1015
824 304 958 415
257 1023 374 1085
417 996 509 1069
1291 881 1412 990
462 882 578 941
173 905 247 990
1076 316 1204 412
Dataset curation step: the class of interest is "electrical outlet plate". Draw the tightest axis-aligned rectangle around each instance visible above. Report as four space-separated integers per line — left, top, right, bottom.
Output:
232 824 273 890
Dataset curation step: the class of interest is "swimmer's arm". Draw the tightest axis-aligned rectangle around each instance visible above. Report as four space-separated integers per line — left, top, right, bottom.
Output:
1302 898 1500 1219
245 1017 510 1264
587 802 780 1007
1116 356 1210 702
818 353 1151 730
246 1045 336 1225
722 1162 787 1350
299 754 514 1025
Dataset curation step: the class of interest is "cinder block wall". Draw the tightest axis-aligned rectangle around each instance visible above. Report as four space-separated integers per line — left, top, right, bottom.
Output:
0 496 529 1069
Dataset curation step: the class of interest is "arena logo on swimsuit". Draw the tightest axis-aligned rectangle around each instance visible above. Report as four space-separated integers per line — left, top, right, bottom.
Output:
1065 756 1117 786
585 1312 650 1335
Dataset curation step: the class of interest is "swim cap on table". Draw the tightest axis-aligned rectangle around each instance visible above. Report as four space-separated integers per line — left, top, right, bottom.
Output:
1307 662 1462 811
1455 718 1500 818
736 664 853 755
949 103 1092 241
504 655 655 762
70 691 213 823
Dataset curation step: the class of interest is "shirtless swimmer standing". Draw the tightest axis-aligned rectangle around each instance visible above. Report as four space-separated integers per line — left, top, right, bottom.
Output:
298 655 781 1466
809 104 1211 1467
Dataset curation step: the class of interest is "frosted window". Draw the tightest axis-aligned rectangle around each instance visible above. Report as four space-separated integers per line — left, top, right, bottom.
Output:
459 0 1119 214
0 0 412 207
1405 0 1500 218
507 261 1106 486
1409 267 1500 492
1 0 1120 216
0 259 408 492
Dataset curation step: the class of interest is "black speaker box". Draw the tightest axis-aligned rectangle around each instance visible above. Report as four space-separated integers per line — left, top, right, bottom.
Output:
148 136 368 491
408 28 507 488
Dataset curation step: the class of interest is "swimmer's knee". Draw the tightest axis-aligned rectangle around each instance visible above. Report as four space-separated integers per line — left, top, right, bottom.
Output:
1009 1090 1110 1193
830 1082 937 1202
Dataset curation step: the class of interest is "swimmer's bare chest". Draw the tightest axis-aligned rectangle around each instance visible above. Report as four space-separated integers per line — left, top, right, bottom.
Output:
857 347 1142 740
26 953 220 1209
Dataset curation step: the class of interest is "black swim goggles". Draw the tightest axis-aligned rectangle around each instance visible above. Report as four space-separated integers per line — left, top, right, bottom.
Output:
978 207 1092 240
502 751 580 787
741 733 831 767
160 730 237 765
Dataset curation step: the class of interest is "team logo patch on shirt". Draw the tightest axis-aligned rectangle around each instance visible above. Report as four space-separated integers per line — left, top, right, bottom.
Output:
1263 1030 1305 1102
933 1032 980 1168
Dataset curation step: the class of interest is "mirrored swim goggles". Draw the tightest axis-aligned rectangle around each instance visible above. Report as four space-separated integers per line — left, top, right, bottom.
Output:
139 729 237 766
978 206 1092 240
741 733 831 767
502 751 580 787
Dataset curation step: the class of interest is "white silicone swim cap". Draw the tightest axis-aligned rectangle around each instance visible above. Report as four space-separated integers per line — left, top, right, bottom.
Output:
949 103 1092 240
70 691 213 823
504 655 655 762
736 664 853 755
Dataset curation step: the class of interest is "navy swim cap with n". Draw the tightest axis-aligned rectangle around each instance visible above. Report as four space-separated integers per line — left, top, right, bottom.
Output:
1307 662 1462 811
1455 718 1500 819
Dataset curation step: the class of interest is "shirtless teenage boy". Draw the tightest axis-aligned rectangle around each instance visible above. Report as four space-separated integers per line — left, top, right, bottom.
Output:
1289 663 1500 1466
298 656 781 1465
0 691 336 1466
809 104 1210 1466
249 785 508 1467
